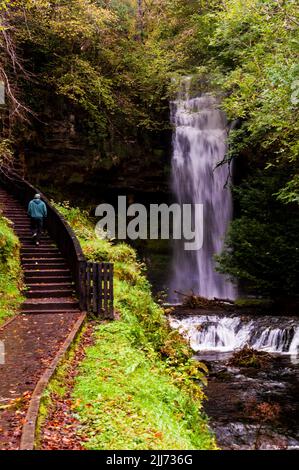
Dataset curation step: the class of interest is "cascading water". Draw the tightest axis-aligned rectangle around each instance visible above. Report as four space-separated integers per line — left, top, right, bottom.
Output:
169 315 299 356
168 79 299 449
170 78 235 301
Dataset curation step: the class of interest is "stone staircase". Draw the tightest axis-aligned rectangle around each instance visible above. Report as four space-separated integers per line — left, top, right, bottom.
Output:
0 188 81 314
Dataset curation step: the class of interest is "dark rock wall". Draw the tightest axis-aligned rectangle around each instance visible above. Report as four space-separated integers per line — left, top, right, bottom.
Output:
18 98 172 206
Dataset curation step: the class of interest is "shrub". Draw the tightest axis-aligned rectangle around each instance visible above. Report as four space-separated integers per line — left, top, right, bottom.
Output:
0 213 24 323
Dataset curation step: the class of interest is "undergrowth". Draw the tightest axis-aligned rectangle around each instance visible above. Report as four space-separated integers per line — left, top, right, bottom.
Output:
0 213 24 324
45 201 216 449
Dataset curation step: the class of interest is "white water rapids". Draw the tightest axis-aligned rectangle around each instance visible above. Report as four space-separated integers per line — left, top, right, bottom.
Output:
170 315 299 356
170 79 235 301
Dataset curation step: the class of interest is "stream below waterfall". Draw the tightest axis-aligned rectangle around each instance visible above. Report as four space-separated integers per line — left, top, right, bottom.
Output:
170 313 299 450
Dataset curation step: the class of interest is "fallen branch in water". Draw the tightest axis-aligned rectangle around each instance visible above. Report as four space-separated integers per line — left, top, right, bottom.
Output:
228 345 272 368
174 291 229 309
213 297 235 304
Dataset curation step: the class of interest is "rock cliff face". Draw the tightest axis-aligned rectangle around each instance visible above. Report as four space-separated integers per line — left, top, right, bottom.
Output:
18 99 171 204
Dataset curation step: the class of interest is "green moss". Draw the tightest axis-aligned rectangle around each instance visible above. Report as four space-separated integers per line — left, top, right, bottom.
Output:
0 214 24 325
234 298 273 308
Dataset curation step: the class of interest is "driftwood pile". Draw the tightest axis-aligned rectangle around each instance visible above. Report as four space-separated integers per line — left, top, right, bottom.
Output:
228 345 272 368
174 290 234 310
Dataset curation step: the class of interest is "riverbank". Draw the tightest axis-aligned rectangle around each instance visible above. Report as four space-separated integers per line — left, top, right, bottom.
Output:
169 310 299 450
170 298 299 319
36 202 216 450
202 352 299 450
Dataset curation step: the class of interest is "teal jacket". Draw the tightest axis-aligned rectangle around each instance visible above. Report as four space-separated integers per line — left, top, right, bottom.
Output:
28 199 47 219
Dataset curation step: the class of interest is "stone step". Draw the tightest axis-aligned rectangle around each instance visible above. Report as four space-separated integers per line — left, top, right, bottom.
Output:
6 220 28 224
19 237 52 242
20 309 82 315
24 269 71 278
22 262 66 267
21 243 56 249
26 276 72 284
22 257 65 262
1 213 25 217
21 246 59 251
14 229 32 233
20 242 53 246
27 282 74 290
0 201 23 204
7 213 28 216
25 289 74 299
23 262 67 270
1 186 82 315
1 210 26 214
12 221 31 223
21 248 60 254
21 253 61 260
8 217 29 221
22 298 79 311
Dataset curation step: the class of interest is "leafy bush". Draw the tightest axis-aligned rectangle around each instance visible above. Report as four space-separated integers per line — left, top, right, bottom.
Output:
216 171 299 297
0 213 24 323
51 201 215 449
73 321 213 450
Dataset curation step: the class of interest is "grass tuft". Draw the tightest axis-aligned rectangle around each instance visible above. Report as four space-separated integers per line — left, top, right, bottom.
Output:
0 213 24 324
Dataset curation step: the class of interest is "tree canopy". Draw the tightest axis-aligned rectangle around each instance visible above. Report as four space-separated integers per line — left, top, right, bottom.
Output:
0 0 298 297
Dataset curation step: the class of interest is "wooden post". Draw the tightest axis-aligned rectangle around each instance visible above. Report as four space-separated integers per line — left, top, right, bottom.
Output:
86 261 91 312
108 263 114 319
78 260 87 311
92 262 98 314
98 263 103 318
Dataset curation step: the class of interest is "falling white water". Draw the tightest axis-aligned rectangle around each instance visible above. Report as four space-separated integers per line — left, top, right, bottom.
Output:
169 315 299 356
170 78 235 301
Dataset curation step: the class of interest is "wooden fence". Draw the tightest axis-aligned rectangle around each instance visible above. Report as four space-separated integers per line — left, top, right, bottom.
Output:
80 261 114 319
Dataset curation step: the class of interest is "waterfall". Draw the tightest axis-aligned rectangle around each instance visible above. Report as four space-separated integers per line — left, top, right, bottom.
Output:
169 78 235 301
169 315 299 355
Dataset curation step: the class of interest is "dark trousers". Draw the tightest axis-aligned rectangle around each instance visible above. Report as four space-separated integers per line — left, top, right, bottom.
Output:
30 217 43 242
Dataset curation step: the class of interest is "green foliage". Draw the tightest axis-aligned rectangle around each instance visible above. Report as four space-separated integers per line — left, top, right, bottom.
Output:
153 0 299 297
0 139 13 168
51 201 214 449
0 213 24 324
234 298 273 308
208 0 299 199
7 0 173 148
276 175 299 205
216 171 299 296
73 322 214 450
2 0 298 298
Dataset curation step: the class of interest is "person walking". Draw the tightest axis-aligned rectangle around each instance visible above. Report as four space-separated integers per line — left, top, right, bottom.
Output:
27 194 47 245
